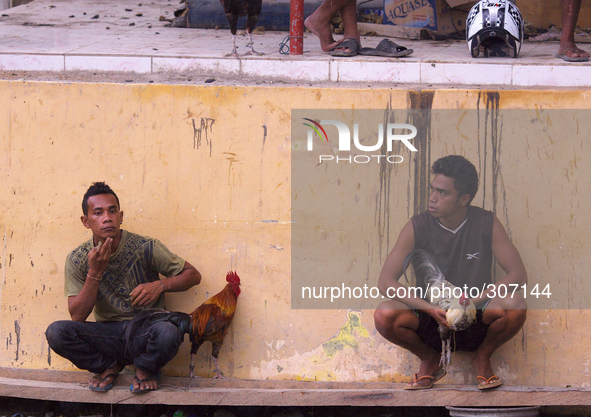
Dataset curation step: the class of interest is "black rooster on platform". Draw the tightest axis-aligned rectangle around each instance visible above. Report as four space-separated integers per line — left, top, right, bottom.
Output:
222 0 263 57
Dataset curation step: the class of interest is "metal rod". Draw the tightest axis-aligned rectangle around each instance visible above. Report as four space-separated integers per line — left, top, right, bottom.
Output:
289 0 304 55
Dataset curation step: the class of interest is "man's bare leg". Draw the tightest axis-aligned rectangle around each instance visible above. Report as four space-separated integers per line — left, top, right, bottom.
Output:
472 296 527 384
305 0 351 52
374 300 442 388
329 0 361 54
558 0 590 60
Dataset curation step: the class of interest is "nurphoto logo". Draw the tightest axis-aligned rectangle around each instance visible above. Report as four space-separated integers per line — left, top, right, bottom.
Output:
303 119 418 164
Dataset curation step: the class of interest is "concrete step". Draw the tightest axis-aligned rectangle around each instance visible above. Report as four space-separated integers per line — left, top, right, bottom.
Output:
1 368 590 407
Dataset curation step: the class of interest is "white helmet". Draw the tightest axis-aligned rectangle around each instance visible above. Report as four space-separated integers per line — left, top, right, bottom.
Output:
466 0 524 58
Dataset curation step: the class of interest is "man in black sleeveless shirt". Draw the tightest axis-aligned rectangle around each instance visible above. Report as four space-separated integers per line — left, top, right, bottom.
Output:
374 155 527 390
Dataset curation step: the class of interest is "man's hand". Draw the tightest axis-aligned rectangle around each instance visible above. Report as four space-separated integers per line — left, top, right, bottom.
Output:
426 308 450 329
130 281 163 307
87 237 113 277
129 261 201 307
68 237 114 322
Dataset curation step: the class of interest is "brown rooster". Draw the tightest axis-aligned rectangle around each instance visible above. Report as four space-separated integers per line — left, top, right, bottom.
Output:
403 249 477 371
188 271 241 378
222 0 263 57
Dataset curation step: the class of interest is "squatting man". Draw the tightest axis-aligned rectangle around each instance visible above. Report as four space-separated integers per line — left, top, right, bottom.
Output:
46 182 201 393
374 155 527 390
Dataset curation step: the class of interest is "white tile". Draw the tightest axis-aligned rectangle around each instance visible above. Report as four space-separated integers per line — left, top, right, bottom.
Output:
1 0 591 89
513 64 591 87
65 55 152 72
153 57 240 74
1 53 63 71
420 62 513 85
0 35 19 45
330 60 421 83
242 58 330 81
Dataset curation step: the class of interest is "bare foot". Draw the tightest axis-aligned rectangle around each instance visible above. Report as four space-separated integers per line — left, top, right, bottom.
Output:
558 41 590 60
89 363 122 390
131 367 159 391
329 38 360 56
407 351 442 388
304 14 342 52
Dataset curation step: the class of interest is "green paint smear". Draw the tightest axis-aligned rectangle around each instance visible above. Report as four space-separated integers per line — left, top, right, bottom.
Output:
322 312 369 357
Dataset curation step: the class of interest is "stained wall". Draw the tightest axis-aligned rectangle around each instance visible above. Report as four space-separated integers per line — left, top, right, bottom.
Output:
0 82 590 388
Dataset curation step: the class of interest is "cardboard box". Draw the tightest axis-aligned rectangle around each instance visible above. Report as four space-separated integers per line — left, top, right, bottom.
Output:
384 0 474 35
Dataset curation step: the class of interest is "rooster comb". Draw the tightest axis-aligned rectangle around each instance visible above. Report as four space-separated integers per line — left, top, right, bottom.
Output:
226 271 240 284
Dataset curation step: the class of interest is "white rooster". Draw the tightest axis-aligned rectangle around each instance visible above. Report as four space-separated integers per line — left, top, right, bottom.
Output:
403 249 477 370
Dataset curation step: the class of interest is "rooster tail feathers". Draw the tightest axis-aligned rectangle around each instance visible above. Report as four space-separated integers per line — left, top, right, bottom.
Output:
402 249 446 286
191 304 218 339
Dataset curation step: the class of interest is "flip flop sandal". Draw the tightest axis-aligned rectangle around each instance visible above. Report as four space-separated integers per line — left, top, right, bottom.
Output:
555 48 590 62
359 39 413 58
89 373 117 392
404 368 447 390
130 373 160 393
477 375 503 390
330 38 359 57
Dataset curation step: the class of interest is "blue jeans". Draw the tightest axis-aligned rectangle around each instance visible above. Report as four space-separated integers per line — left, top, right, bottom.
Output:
46 319 184 375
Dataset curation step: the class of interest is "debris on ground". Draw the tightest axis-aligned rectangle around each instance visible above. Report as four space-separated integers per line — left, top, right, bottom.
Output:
529 25 591 43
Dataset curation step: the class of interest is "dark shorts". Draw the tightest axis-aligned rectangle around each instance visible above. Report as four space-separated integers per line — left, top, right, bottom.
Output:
414 308 490 353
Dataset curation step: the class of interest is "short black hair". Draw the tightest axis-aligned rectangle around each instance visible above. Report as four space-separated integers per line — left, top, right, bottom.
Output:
82 182 120 215
432 155 479 204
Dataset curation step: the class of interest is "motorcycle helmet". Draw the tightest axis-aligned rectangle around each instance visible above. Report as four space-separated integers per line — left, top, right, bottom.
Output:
466 0 524 58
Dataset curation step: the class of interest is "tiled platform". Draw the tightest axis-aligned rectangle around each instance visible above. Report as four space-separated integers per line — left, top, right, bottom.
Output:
0 0 590 87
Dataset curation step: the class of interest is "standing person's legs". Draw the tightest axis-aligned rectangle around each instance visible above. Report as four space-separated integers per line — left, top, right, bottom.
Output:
336 0 361 49
557 0 590 61
305 0 357 52
46 320 127 390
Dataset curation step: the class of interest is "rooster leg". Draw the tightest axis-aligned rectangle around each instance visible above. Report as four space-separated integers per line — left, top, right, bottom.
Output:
445 336 452 369
224 15 240 58
438 325 450 370
212 356 225 379
242 32 263 56
189 354 197 378
189 341 202 378
210 342 226 379
225 34 239 58
241 13 262 56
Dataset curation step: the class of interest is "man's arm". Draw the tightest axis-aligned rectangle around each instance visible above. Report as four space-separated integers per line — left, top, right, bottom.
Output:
130 261 201 307
471 216 528 307
378 221 447 324
68 238 114 322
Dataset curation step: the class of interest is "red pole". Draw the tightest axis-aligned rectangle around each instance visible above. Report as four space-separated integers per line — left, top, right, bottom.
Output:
290 0 304 55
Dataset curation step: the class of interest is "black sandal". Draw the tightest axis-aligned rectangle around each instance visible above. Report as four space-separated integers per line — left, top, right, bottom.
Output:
129 373 160 393
330 38 360 57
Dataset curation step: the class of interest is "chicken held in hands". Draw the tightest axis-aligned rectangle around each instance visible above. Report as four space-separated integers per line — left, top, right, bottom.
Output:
403 249 477 370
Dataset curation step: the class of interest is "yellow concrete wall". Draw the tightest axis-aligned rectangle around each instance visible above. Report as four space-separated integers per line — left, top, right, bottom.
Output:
519 0 591 29
1 81 590 388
